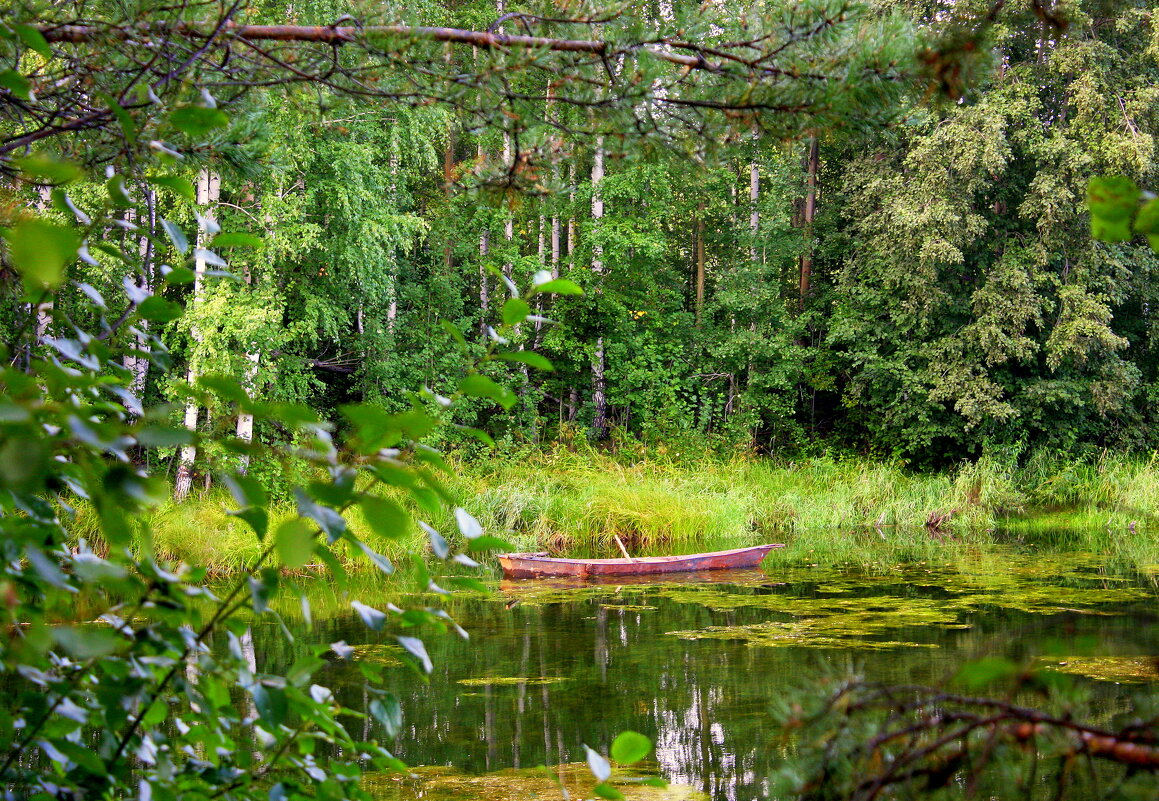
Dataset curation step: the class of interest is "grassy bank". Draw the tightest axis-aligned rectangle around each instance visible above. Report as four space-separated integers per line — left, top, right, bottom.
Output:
75 448 1159 572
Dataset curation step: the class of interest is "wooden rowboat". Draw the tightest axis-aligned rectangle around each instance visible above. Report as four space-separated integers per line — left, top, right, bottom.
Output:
498 544 783 580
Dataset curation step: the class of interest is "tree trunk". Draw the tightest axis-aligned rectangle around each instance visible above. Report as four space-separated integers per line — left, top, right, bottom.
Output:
34 186 53 344
695 202 705 324
444 130 455 273
125 185 156 407
443 48 456 275
235 350 259 476
798 136 819 311
567 164 577 264
174 170 220 501
503 130 514 280
750 144 760 265
236 262 260 476
478 142 491 331
590 139 608 440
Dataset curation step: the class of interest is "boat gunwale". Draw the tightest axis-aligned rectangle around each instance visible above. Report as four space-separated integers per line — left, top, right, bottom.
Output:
498 544 783 568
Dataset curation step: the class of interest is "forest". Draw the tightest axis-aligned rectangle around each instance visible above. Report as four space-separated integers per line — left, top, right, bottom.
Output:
11 1 1157 478
3 1 1159 800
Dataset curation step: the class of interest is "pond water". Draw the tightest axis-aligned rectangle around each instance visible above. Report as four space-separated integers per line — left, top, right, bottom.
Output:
255 548 1159 801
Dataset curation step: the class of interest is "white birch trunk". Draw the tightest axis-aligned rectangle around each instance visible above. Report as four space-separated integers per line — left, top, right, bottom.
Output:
478 140 490 328
750 159 760 265
503 131 514 279
125 187 156 406
33 187 53 342
174 170 219 501
590 140 608 438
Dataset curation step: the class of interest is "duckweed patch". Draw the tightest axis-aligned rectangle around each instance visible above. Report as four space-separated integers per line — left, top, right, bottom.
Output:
1037 656 1159 684
661 549 1154 649
348 644 405 666
362 763 703 801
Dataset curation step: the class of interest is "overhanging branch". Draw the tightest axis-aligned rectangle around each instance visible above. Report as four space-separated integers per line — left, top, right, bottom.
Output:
35 22 729 72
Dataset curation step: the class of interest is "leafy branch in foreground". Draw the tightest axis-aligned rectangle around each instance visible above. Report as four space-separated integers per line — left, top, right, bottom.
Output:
0 141 612 799
770 661 1159 800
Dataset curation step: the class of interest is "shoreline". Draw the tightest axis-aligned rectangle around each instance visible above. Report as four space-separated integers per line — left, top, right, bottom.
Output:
69 448 1159 573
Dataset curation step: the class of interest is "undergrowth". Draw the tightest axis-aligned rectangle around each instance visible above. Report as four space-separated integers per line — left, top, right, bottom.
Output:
69 447 1159 571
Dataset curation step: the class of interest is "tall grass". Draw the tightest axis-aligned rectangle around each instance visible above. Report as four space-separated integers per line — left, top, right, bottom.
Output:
65 447 1159 572
66 488 430 575
439 449 1010 563
444 447 1159 567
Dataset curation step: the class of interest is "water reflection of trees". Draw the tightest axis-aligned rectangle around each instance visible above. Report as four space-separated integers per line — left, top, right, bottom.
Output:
244 568 1158 801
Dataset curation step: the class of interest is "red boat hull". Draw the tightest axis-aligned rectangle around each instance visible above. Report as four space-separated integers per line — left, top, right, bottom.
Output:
498 544 782 580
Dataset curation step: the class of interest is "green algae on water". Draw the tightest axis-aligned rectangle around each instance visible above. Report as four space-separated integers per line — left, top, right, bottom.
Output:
1036 656 1159 684
362 763 704 801
661 549 1154 649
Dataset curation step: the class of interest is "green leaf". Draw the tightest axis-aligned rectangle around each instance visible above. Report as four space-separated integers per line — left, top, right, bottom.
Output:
954 657 1020 692
198 374 247 402
531 278 584 296
160 219 189 254
454 425 495 447
12 23 51 57
224 473 268 508
100 94 137 144
396 636 433 673
1134 198 1159 251
440 320 467 349
0 69 31 100
315 546 348 592
170 105 230 137
465 535 514 553
458 374 516 410
163 266 196 285
210 232 264 248
252 685 288 727
501 297 531 326
229 507 269 541
358 541 395 575
584 746 612 782
136 425 194 448
360 495 411 540
105 175 133 208
52 740 107 776
275 519 315 569
593 783 624 801
295 489 346 542
496 351 554 371
5 219 78 288
137 296 183 322
52 627 120 659
1088 176 1140 243
611 731 652 765
148 175 196 201
13 154 83 184
351 600 387 630
370 695 403 737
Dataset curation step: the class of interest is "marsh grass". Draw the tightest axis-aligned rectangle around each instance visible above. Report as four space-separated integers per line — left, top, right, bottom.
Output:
71 447 1159 571
65 487 431 574
446 447 1159 568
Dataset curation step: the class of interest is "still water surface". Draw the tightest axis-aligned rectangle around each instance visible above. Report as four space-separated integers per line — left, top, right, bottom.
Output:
257 548 1159 801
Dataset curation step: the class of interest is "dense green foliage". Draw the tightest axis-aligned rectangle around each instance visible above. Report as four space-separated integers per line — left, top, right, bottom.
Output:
2 1 1158 800
18 0 1145 472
